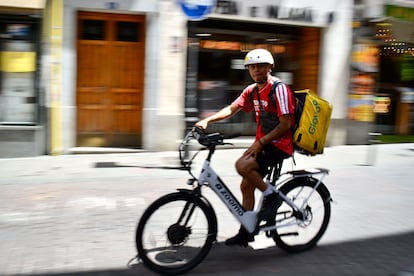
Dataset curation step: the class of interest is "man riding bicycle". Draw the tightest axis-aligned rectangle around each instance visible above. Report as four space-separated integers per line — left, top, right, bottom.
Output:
195 48 295 247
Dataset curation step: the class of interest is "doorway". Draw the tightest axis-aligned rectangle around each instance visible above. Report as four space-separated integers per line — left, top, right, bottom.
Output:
76 11 145 147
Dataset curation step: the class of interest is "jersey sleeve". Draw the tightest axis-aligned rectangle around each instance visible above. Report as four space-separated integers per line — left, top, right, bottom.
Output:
274 83 295 116
231 85 255 112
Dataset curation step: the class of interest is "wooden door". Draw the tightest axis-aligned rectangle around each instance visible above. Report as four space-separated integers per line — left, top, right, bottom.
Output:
76 11 145 147
295 27 320 93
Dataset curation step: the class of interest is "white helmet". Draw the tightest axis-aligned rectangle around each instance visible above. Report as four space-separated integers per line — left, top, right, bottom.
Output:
244 49 274 67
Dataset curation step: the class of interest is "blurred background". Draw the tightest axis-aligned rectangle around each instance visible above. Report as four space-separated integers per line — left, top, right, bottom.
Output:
1 2 414 275
0 0 413 158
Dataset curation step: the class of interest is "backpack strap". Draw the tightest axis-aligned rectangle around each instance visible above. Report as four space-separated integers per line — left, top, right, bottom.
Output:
250 80 296 164
271 81 297 166
269 81 281 107
249 80 281 107
249 80 290 129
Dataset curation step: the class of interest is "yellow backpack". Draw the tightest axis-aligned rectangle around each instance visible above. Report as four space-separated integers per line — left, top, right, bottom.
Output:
253 82 333 155
292 89 333 155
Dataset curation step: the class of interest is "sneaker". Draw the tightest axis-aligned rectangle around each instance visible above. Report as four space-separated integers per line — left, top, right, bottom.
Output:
225 226 254 247
258 192 282 222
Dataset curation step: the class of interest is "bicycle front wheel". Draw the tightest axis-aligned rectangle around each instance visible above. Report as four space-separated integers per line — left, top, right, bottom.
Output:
136 191 217 275
273 177 331 253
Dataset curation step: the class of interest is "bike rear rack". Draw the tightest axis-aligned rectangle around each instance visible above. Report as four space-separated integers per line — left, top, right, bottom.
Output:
286 167 330 176
266 159 329 186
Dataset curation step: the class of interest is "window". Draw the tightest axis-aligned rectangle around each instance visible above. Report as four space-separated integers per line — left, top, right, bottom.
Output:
116 21 140 42
0 19 38 124
81 20 106 40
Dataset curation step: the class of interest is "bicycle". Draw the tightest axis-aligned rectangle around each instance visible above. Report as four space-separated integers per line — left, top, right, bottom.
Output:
135 127 332 275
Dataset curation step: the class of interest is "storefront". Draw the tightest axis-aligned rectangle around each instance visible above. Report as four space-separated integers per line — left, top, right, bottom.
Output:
0 2 44 157
1 0 166 156
379 4 414 135
349 1 414 141
43 0 162 154
186 18 321 135
0 0 355 156
183 0 353 146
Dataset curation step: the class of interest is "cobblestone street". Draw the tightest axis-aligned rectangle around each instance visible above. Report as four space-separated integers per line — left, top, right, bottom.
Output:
1 143 414 275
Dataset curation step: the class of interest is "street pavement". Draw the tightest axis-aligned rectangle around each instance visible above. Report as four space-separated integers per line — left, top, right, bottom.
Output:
0 142 414 275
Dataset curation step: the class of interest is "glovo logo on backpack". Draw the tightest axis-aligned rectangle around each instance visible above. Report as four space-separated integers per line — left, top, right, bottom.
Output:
308 100 321 135
293 89 332 156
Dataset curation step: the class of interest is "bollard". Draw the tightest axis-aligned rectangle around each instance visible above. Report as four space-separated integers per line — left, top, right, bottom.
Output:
365 132 381 166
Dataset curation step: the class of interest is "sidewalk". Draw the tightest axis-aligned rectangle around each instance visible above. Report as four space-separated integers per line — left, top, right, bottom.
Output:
1 141 412 184
0 143 413 275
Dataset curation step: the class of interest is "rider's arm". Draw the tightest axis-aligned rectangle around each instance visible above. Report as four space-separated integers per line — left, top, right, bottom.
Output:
195 104 241 130
243 114 291 158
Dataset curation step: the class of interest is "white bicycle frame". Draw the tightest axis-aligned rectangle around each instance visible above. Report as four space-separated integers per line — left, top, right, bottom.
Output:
198 159 329 234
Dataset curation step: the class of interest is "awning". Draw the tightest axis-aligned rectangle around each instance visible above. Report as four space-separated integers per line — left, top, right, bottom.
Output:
388 18 414 44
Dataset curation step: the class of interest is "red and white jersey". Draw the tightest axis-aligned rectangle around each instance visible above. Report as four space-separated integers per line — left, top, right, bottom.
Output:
232 76 295 155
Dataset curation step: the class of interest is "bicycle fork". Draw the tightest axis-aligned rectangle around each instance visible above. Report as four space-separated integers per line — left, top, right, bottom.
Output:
165 188 205 246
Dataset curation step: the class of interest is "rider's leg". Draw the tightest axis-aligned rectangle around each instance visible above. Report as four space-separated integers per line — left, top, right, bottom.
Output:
240 178 255 210
236 151 283 222
225 155 271 247
225 178 255 247
225 150 286 247
225 224 254 247
235 154 267 192
225 157 260 247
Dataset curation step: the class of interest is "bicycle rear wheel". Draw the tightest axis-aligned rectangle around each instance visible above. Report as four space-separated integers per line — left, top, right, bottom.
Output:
136 191 217 275
272 177 331 253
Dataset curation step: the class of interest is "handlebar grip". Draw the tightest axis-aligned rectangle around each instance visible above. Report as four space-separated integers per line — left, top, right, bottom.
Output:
192 126 205 135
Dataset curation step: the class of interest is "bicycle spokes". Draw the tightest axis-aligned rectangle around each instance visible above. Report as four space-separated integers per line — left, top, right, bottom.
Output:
136 192 217 274
272 178 331 253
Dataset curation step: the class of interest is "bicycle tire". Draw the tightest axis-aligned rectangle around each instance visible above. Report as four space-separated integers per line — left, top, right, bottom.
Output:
136 191 217 275
272 177 331 253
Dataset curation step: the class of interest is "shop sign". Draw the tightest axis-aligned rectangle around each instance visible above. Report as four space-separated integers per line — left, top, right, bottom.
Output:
347 94 375 122
401 91 414 103
373 96 391 114
231 59 244 70
178 0 217 21
6 24 30 37
386 4 414 43
105 2 119 10
349 43 378 122
0 0 45 9
1 51 36 73
388 18 414 44
212 0 331 26
399 87 414 103
401 54 414 81
386 4 414 21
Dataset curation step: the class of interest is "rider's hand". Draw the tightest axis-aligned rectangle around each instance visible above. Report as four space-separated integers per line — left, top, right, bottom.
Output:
242 140 262 159
194 119 208 130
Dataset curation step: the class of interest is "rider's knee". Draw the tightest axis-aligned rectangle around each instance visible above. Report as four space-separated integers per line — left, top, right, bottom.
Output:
235 156 256 176
235 158 248 175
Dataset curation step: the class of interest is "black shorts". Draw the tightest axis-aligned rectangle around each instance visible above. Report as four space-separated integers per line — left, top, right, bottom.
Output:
256 145 290 177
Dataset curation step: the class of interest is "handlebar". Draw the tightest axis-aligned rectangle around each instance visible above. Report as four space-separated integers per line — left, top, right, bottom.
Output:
191 127 240 147
179 127 240 171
